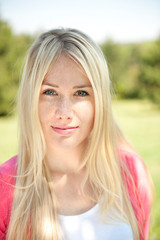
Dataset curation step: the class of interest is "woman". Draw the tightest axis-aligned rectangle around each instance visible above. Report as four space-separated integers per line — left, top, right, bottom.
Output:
0 28 152 240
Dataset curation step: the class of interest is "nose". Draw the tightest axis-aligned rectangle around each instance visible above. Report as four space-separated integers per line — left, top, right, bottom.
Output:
55 97 73 121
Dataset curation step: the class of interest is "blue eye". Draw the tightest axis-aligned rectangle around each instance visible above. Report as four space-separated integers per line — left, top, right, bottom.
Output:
43 89 57 95
75 90 89 96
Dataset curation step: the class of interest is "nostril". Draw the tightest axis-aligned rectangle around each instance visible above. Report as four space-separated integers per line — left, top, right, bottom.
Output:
55 111 72 120
57 115 71 120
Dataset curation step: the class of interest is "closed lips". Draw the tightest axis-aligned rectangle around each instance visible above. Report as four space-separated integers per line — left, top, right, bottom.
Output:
51 126 79 130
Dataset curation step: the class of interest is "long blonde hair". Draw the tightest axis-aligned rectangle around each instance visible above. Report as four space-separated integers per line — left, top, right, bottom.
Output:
7 28 141 239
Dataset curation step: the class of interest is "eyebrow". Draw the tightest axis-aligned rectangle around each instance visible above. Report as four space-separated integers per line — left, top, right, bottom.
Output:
42 82 92 89
73 85 92 89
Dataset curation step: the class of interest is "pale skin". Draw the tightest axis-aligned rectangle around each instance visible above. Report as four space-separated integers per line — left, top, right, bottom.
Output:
39 54 96 215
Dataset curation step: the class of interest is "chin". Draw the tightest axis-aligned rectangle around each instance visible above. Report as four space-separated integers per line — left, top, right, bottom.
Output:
47 136 88 150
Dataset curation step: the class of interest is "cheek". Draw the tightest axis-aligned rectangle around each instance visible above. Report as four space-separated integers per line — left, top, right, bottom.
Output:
88 107 95 129
39 102 45 124
75 101 95 126
38 101 53 125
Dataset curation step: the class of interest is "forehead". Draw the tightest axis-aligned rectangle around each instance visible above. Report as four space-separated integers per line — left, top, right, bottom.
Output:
44 55 90 87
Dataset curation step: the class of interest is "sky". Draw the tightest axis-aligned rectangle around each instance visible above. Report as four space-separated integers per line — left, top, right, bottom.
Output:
0 0 160 43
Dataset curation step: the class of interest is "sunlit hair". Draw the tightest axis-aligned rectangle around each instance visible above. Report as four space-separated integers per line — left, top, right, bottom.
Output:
7 28 143 239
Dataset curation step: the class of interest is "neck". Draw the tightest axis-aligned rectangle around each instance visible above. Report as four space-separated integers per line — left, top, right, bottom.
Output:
44 145 96 215
45 145 85 175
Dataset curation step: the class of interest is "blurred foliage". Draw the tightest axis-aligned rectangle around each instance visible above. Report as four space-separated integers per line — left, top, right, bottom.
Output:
0 19 34 116
0 17 160 116
138 39 160 104
100 37 160 104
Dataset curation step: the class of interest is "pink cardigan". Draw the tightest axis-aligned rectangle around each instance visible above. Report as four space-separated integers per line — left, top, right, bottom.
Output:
0 151 151 240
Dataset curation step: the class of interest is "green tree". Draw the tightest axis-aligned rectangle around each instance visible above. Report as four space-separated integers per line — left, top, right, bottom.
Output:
0 19 33 116
0 20 14 116
101 41 141 98
138 38 160 104
101 38 160 104
100 40 123 95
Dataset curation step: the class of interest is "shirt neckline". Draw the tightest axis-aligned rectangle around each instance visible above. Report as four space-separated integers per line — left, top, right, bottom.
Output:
59 204 99 219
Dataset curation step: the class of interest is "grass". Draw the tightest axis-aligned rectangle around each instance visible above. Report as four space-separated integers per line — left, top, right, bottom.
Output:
0 115 18 162
0 99 160 239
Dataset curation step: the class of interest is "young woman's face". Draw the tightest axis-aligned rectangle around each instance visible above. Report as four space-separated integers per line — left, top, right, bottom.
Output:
39 55 95 151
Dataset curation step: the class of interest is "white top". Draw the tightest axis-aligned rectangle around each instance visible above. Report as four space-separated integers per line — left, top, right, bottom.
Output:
59 204 133 240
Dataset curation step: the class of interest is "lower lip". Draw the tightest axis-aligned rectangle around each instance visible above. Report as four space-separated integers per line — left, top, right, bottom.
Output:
51 127 79 135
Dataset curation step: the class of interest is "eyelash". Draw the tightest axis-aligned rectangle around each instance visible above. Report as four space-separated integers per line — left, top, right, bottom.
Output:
43 89 57 95
74 90 89 96
43 89 89 97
